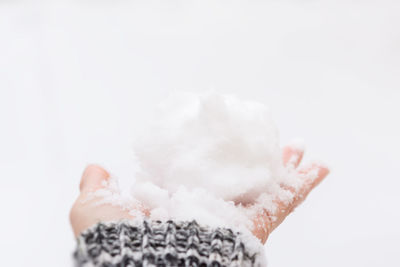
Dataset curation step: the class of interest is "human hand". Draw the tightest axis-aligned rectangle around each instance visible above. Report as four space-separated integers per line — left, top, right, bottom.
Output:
70 146 329 242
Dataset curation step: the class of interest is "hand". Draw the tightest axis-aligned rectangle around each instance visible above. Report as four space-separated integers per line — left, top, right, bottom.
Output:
251 145 329 243
70 146 329 242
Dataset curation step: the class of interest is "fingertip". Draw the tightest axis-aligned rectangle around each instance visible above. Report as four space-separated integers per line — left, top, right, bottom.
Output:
298 162 330 187
318 165 330 178
282 144 305 168
79 164 110 193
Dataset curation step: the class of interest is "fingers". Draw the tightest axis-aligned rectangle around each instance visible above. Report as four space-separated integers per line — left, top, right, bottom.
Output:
251 162 329 243
294 163 329 207
282 144 304 168
79 164 110 193
250 144 305 243
269 163 329 231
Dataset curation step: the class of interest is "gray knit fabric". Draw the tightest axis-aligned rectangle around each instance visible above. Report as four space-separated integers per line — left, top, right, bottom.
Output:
74 220 260 267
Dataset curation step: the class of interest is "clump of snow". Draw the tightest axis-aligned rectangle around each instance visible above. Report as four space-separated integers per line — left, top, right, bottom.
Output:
134 92 284 201
94 91 304 230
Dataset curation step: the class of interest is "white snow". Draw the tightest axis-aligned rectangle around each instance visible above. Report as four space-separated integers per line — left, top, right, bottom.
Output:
96 92 303 230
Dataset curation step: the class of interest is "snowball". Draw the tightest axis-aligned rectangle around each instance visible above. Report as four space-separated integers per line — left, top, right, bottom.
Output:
96 91 301 230
133 91 285 202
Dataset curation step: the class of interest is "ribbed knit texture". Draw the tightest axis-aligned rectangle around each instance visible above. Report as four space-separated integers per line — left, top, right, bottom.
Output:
74 220 261 267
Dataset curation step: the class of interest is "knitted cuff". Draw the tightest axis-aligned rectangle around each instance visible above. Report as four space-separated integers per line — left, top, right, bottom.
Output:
74 220 264 266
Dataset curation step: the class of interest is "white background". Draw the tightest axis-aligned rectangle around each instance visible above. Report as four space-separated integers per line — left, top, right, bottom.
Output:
1 0 399 266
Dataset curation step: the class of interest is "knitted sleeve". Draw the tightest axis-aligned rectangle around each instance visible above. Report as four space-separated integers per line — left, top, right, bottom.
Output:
73 220 265 267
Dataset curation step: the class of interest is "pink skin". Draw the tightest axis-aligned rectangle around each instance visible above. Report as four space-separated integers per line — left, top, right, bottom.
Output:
70 146 329 243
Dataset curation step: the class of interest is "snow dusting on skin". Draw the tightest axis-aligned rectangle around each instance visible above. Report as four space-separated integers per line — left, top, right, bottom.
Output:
91 92 305 232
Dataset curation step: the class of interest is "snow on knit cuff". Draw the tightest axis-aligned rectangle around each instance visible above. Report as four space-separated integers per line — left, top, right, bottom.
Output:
74 220 265 267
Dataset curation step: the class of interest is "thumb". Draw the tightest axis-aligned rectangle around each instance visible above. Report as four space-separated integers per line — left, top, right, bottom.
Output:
79 164 110 193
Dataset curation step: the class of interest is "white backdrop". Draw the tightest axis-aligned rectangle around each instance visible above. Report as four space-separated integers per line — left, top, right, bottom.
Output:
0 1 399 266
